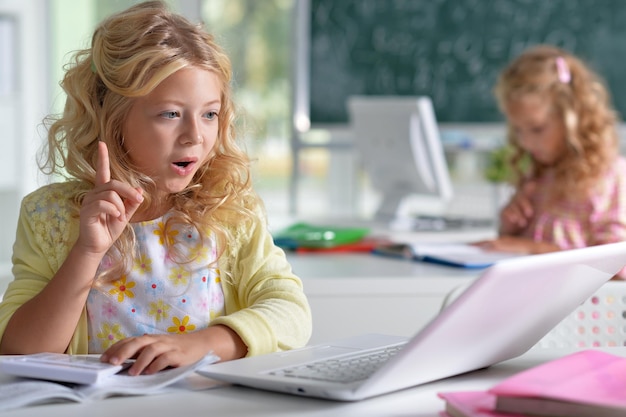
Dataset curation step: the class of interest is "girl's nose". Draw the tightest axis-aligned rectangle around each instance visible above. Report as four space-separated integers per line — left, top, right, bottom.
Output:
516 132 535 149
181 134 203 145
180 116 203 145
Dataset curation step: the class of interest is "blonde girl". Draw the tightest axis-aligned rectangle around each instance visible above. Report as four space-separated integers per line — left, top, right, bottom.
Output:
0 1 311 375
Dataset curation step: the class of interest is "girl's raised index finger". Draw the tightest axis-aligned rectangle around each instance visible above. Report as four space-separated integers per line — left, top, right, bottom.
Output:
96 141 111 185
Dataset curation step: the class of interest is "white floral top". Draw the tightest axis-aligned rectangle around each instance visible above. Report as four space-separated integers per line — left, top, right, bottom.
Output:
86 215 225 353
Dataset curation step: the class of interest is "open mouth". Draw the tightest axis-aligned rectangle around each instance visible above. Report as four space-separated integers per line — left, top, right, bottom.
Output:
173 161 192 168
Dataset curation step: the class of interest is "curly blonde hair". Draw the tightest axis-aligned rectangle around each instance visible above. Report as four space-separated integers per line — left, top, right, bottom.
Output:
41 1 258 280
494 44 619 200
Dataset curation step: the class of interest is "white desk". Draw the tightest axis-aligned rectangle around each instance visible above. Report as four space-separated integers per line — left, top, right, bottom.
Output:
288 252 482 344
285 225 494 343
2 347 623 416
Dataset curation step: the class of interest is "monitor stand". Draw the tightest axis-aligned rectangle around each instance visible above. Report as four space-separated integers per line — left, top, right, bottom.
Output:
373 189 405 222
372 190 494 232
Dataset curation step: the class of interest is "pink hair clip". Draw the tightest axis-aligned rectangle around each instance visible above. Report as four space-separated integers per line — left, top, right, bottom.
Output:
555 56 571 84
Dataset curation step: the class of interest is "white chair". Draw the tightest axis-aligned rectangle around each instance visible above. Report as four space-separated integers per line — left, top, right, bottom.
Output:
535 280 626 348
441 280 626 349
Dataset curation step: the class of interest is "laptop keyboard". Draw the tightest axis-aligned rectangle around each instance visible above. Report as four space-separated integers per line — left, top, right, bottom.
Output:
268 344 404 384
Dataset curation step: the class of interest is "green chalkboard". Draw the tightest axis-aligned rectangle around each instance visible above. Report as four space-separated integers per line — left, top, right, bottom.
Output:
308 0 626 124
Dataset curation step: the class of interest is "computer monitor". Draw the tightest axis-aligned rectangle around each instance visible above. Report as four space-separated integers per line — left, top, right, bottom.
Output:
347 96 453 220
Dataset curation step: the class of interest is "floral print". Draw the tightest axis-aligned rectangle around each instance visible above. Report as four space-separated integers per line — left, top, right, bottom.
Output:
167 316 196 334
96 323 126 349
153 221 179 246
87 214 224 353
134 254 152 274
108 276 136 302
148 300 170 322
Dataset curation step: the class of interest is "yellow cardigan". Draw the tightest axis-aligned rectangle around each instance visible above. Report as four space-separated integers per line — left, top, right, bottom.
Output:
0 182 311 356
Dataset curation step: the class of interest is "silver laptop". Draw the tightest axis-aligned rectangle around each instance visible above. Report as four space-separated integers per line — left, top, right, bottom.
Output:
198 242 626 401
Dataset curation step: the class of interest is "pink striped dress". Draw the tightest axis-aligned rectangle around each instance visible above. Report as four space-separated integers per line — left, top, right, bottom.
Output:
517 156 626 250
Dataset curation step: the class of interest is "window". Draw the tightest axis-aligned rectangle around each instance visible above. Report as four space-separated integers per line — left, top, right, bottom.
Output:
201 0 296 218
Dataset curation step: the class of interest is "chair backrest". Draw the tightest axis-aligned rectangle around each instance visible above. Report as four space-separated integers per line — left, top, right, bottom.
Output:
534 280 626 348
441 280 626 349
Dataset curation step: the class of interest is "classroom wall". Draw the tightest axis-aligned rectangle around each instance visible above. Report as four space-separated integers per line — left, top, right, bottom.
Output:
0 1 49 292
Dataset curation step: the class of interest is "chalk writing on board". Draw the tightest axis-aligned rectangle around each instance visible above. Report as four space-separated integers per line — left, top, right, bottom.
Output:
308 0 626 124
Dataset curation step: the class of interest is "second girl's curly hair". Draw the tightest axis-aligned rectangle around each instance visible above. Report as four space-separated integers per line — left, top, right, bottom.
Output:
494 44 619 200
41 1 258 280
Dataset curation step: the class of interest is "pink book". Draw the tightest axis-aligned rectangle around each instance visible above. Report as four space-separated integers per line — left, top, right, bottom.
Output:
438 391 528 417
489 349 626 417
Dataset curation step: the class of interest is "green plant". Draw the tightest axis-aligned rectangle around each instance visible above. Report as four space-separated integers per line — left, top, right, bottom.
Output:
484 145 515 183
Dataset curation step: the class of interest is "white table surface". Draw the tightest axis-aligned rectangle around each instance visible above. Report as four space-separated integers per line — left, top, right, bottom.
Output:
284 224 496 295
287 252 481 293
1 347 622 417
285 251 484 343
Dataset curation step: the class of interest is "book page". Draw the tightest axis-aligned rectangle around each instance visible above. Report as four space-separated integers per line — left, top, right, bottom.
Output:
373 241 522 268
0 353 220 411
79 353 220 400
412 242 513 257
0 380 84 411
411 243 522 267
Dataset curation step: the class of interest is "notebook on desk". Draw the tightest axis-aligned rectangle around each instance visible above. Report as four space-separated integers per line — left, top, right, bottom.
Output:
372 241 523 268
198 242 626 401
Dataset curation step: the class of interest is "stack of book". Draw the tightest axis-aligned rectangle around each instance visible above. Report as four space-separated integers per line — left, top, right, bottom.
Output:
438 349 626 417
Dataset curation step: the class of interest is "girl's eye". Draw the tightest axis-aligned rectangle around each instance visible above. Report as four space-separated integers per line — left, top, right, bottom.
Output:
530 126 546 135
205 111 219 121
513 124 546 138
162 111 179 119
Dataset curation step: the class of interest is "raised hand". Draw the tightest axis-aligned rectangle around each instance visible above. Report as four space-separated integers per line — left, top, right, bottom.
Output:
76 141 144 257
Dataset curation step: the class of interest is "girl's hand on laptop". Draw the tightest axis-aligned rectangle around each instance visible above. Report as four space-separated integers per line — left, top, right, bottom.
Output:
473 236 560 255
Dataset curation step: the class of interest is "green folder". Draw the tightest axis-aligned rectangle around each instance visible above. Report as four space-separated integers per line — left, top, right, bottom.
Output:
273 222 370 249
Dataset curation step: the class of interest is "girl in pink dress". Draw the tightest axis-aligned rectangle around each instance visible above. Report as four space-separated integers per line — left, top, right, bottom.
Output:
478 45 626 256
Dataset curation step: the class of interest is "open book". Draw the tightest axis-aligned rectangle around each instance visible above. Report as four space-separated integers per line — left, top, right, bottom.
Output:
0 353 220 412
373 242 522 268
